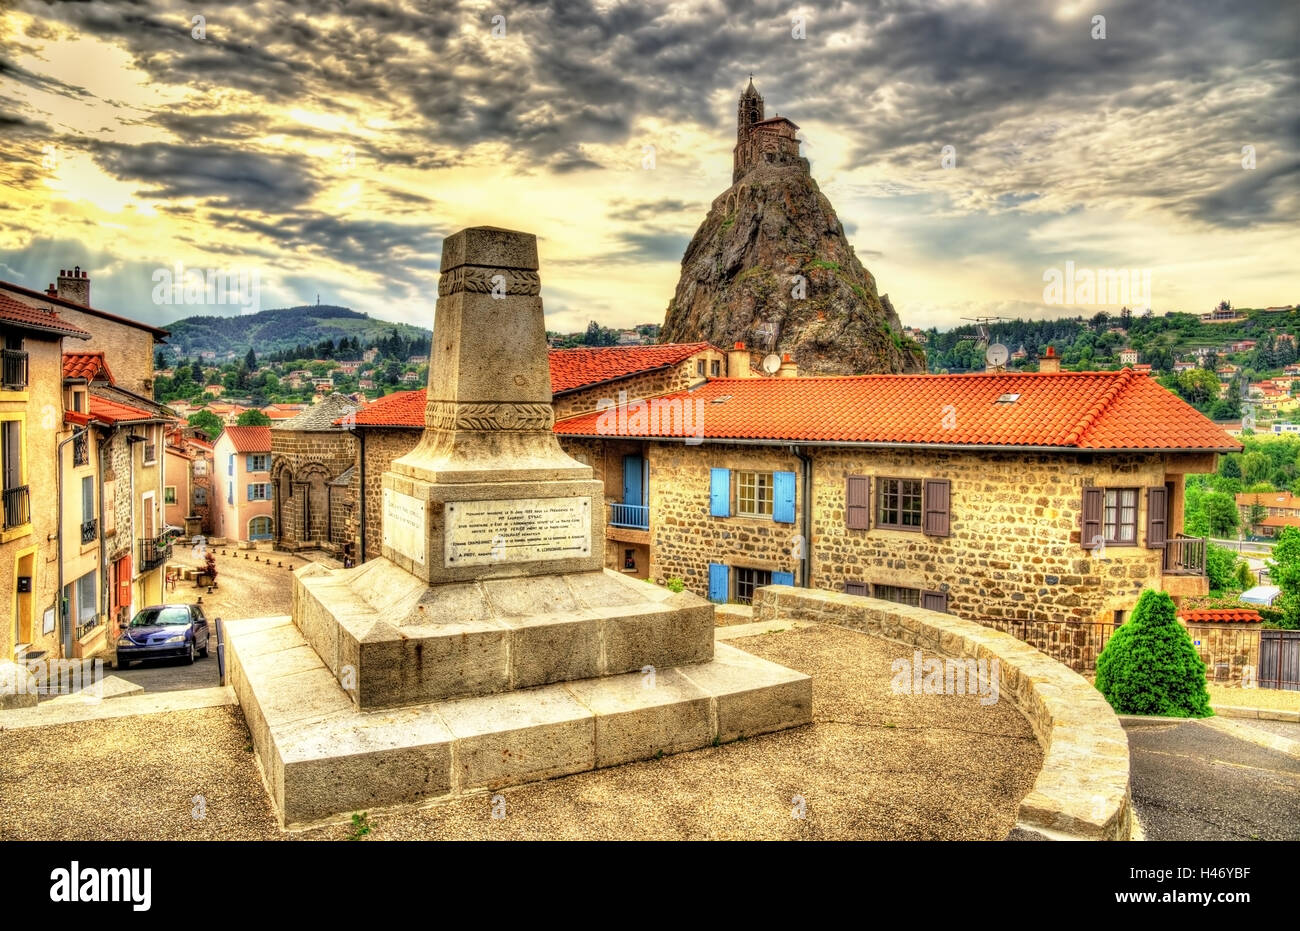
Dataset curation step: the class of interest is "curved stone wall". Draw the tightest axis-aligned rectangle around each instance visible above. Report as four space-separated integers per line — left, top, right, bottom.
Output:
753 586 1132 840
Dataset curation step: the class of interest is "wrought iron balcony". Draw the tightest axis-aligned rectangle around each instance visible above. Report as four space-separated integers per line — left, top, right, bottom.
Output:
73 430 89 466
2 484 30 528
139 534 171 571
609 501 649 530
1 349 27 389
80 518 97 544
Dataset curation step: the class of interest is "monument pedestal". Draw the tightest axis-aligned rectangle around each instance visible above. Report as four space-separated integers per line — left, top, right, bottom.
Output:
225 226 811 828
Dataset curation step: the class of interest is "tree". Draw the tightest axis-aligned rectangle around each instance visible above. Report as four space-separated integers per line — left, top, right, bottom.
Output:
1094 590 1212 717
1205 543 1242 591
188 410 223 440
1247 501 1268 534
1201 491 1239 538
1267 527 1300 629
236 409 271 426
1174 368 1220 406
244 347 257 369
1220 456 1242 480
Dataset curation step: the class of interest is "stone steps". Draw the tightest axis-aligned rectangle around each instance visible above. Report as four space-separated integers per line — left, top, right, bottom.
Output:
226 614 811 828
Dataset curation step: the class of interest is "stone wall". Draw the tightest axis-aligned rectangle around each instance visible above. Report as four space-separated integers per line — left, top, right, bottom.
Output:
271 428 356 551
353 427 420 560
754 585 1132 840
1183 623 1260 686
47 304 157 397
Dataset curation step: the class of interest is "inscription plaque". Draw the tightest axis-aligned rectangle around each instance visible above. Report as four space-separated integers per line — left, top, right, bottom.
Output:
383 488 427 565
445 496 591 567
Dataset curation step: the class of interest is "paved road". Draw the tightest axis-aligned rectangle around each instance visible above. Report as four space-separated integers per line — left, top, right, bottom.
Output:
1124 717 1300 840
112 651 220 693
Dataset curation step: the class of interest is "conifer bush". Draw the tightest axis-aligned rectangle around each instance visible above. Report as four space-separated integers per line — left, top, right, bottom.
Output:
1094 589 1212 717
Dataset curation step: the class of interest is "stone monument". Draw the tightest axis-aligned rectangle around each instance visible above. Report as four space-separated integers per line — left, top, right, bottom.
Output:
225 226 811 828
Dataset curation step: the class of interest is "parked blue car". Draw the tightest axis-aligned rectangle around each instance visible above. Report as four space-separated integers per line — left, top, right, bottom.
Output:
115 604 210 668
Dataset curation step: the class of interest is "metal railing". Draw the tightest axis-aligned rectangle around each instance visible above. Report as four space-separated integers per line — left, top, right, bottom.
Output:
139 534 171 571
2 485 30 528
80 518 97 544
1163 534 1207 575
609 502 649 530
73 430 89 466
1 348 27 389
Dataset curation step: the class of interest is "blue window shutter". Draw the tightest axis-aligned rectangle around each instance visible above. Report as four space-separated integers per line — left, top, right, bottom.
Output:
227 482 233 505
708 563 729 602
246 454 254 472
622 456 644 508
709 468 731 517
773 471 796 523
772 570 794 586
247 484 254 501
227 454 233 476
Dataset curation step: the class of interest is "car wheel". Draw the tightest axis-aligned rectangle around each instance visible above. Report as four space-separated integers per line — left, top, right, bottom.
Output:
199 638 209 658
186 641 196 665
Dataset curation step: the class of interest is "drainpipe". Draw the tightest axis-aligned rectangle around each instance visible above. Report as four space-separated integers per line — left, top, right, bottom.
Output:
98 426 111 633
792 445 813 587
54 428 79 658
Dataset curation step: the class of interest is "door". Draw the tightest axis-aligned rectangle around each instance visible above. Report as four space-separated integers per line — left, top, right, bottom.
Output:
142 491 155 539
622 455 644 507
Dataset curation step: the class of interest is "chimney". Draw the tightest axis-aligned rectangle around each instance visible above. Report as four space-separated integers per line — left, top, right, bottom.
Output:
778 353 798 378
56 265 90 306
1039 345 1060 374
727 342 751 379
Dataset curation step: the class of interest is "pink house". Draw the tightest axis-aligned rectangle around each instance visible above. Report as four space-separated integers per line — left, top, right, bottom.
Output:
212 425 273 542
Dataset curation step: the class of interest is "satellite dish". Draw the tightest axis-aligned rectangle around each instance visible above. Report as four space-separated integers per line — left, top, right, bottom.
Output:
761 353 782 375
985 343 1009 367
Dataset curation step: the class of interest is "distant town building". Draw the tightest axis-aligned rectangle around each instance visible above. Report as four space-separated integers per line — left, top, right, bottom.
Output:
1118 348 1139 365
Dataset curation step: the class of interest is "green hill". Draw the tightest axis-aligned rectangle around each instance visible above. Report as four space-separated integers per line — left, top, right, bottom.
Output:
161 305 430 358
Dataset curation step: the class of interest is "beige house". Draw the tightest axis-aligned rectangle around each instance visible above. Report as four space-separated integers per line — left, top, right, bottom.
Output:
212 425 274 543
1 294 92 663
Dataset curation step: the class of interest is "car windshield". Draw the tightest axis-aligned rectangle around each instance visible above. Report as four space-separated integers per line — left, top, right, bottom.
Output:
130 607 191 627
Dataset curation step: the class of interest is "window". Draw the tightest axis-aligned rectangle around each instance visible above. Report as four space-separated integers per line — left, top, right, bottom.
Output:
75 571 97 629
249 516 273 540
736 470 774 518
844 580 869 596
81 476 95 522
164 486 177 505
734 567 772 606
71 389 85 413
1103 488 1138 544
710 360 721 377
247 483 271 501
193 487 207 506
2 419 27 529
877 478 922 530
193 459 207 476
227 480 233 505
248 454 270 472
696 360 706 377
1 333 27 390
228 454 234 476
873 584 921 608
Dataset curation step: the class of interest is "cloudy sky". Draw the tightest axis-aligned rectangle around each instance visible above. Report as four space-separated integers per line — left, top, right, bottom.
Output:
1 0 1296 334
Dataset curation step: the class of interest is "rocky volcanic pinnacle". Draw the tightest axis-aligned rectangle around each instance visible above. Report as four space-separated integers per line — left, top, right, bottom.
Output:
661 84 926 375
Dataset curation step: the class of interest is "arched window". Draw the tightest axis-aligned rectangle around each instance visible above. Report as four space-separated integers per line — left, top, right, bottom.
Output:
249 516 273 541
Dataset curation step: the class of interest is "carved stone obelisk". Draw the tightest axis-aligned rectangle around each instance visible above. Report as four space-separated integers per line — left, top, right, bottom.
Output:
224 226 812 828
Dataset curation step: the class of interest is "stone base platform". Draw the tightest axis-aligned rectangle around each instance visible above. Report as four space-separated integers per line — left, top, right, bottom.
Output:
293 561 715 709
226 615 812 828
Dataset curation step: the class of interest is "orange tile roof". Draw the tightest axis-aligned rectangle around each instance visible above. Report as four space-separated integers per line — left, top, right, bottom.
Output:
345 389 425 427
222 425 272 452
1179 609 1262 624
548 343 715 394
554 370 1242 450
1236 491 1300 509
1259 516 1300 528
63 351 115 383
88 395 159 425
0 292 91 339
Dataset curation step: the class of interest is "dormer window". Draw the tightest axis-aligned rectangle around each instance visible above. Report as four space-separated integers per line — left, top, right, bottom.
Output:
71 389 86 413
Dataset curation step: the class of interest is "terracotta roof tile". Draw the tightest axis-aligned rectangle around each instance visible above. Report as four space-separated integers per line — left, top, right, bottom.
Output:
0 292 92 339
1179 609 1263 624
222 425 272 452
346 389 425 427
554 370 1242 450
87 395 159 425
548 343 715 394
63 351 115 383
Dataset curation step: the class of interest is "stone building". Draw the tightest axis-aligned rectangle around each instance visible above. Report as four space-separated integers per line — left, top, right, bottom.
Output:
1 293 92 669
733 78 807 183
270 394 359 554
343 343 738 562
165 428 215 536
553 369 1239 656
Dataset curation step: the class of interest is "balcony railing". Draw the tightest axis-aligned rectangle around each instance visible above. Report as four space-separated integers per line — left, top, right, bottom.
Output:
80 518 97 544
609 502 649 530
1 349 27 389
139 534 171 571
73 430 89 466
3 485 30 528
1163 534 1207 576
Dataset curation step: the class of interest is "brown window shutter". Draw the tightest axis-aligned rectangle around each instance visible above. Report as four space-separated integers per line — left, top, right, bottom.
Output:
1081 487 1104 548
846 475 870 530
844 580 869 596
923 479 951 537
922 590 948 613
1146 486 1168 548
